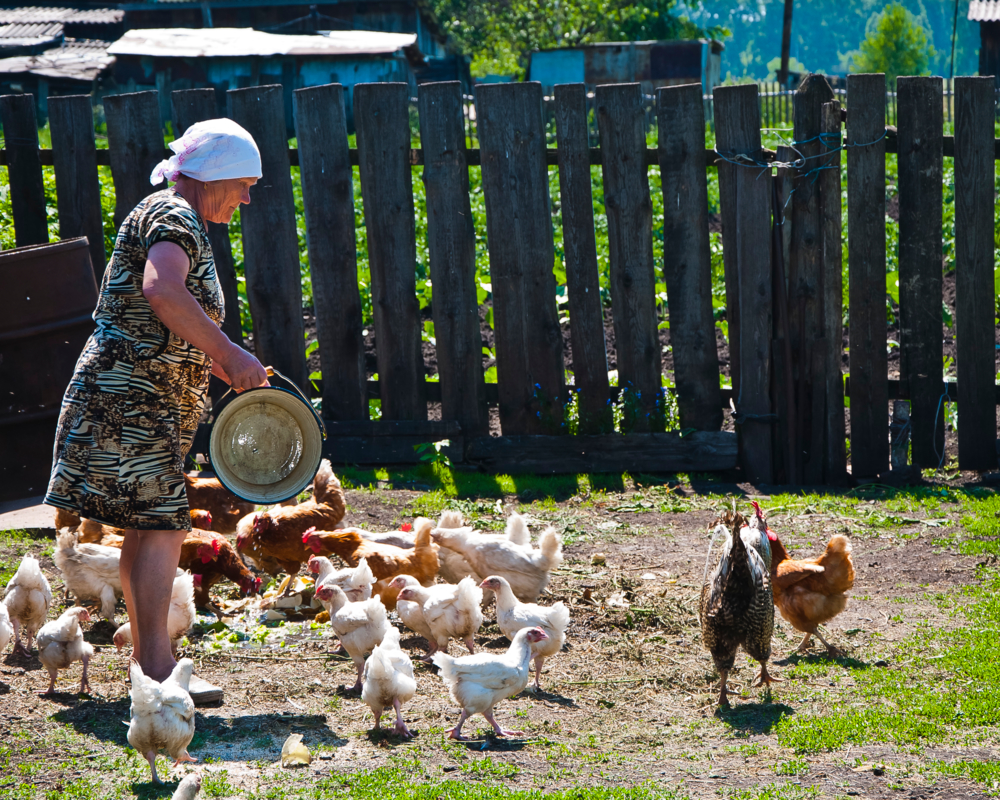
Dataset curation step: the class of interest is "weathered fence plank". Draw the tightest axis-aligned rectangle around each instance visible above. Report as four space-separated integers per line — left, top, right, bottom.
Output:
1 94 48 247
656 83 722 432
418 81 488 435
48 94 105 279
554 83 612 435
293 83 368 422
954 77 998 471
477 82 564 435
897 76 943 468
228 84 307 389
714 83 774 484
846 74 889 478
104 91 166 229
597 83 662 432
354 82 426 421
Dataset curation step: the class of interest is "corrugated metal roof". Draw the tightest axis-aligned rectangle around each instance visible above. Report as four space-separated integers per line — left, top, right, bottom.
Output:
0 6 123 24
970 0 1000 21
107 27 417 58
0 21 61 38
0 37 112 79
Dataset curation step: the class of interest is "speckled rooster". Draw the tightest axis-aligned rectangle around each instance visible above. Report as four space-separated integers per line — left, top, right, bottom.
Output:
699 502 778 705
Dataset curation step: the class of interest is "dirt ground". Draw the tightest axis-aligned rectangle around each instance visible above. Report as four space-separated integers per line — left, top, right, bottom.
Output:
0 480 994 799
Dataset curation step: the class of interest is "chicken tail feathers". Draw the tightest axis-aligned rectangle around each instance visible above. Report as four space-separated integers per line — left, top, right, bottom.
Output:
538 527 563 567
413 518 435 549
56 528 79 553
456 576 484 608
430 651 456 681
437 510 464 529
702 524 728 585
505 513 530 546
825 534 852 557
129 661 163 712
548 601 570 631
311 459 339 505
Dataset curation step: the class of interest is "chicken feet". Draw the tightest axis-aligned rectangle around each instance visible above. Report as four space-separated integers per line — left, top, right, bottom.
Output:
11 618 30 657
392 698 414 739
796 630 844 658
483 708 523 738
753 663 781 688
531 656 546 691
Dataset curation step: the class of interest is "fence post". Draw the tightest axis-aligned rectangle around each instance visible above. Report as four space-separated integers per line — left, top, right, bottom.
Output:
354 82 426 421
476 82 564 435
714 84 774 484
228 84 307 390
846 74 888 478
418 81 488 435
656 83 722 432
104 91 166 229
48 94 104 278
954 76 998 471
0 94 48 247
897 76 943 468
596 82 662 433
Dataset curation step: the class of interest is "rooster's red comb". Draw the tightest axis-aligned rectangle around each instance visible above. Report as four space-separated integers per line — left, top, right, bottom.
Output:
301 527 317 544
212 538 222 554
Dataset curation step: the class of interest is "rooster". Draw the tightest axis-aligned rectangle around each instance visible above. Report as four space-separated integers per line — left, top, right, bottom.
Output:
699 505 777 705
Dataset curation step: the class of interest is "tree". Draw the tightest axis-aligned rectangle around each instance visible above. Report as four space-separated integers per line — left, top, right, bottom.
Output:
850 2 935 85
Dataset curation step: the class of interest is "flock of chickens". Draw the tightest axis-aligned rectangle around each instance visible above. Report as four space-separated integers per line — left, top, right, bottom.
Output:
0 460 858 785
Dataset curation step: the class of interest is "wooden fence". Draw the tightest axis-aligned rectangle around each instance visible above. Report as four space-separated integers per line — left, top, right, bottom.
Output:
4 74 999 481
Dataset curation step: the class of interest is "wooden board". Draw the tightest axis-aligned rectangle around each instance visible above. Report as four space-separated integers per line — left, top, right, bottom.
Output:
476 82 564 435
228 85 308 390
354 82 426 421
293 83 368 422
656 83 722 432
104 91 166 229
418 81 488 435
325 436 465 465
48 95 105 279
554 83 612 434
0 94 48 247
954 77 998 471
897 77 943 468
846 74 889 478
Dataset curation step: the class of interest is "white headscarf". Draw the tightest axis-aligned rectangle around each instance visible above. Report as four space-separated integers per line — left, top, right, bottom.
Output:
150 118 262 185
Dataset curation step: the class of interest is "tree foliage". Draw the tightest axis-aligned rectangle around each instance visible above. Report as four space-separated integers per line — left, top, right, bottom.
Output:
850 2 934 85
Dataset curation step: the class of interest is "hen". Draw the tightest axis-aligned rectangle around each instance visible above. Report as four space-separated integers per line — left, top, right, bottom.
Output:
235 459 346 587
36 606 93 694
128 658 197 783
390 575 483 656
433 626 548 740
3 554 52 655
185 472 255 534
308 555 375 602
171 773 203 800
481 575 570 689
114 573 197 656
53 530 123 620
361 626 417 738
180 530 261 615
314 583 389 691
753 502 856 656
431 516 562 602
699 506 776 705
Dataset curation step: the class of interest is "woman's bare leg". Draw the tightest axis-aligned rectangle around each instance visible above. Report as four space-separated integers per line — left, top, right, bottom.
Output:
120 531 140 663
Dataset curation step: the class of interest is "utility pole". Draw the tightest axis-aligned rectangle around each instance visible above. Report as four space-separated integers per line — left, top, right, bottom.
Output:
778 0 794 86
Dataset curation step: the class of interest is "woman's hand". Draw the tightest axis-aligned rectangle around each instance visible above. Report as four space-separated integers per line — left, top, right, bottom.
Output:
219 346 270 393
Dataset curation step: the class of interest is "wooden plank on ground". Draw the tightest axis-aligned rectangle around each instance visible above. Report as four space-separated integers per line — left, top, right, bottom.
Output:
846 74 889 478
228 84 307 389
0 94 48 247
657 82 722 432
897 76 944 468
293 83 368 422
554 83 612 434
418 81 487 435
354 82 426 421
48 94 105 279
476 81 564 434
954 76 998 471
714 83 774 484
596 82 662 432
104 91 166 228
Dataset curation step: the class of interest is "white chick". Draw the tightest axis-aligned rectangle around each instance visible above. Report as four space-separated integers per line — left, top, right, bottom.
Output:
361 626 416 738
171 772 202 800
114 573 196 656
128 658 197 783
0 602 13 655
3 554 52 655
481 575 569 689
433 627 549 740
53 529 123 620
308 555 375 602
314 582 388 691
36 606 94 694
389 575 483 656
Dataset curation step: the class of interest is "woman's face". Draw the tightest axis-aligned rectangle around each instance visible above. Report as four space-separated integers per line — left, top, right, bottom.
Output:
201 177 258 224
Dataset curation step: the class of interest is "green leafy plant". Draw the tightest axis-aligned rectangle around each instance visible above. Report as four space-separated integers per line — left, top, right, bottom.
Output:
414 438 453 466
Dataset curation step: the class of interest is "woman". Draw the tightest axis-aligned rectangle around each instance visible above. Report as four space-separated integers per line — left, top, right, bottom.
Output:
45 119 268 701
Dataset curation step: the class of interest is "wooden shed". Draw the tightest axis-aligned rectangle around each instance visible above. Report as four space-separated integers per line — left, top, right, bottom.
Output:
970 0 1000 84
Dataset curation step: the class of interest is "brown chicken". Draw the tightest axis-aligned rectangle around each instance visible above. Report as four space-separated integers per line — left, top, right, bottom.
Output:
60 510 211 543
185 473 256 534
179 530 262 616
235 459 346 586
754 502 856 656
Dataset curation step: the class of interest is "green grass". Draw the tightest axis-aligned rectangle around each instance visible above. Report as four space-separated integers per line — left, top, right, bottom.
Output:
0 528 49 585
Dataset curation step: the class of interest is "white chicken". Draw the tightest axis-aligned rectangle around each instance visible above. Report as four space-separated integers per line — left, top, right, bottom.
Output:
314 582 388 691
308 555 375 602
128 658 198 783
3 554 52 655
481 575 569 689
0 602 11 655
389 574 483 656
36 606 94 694
433 626 549 740
171 773 203 800
431 517 563 602
53 529 123 620
361 626 417 738
114 573 197 656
